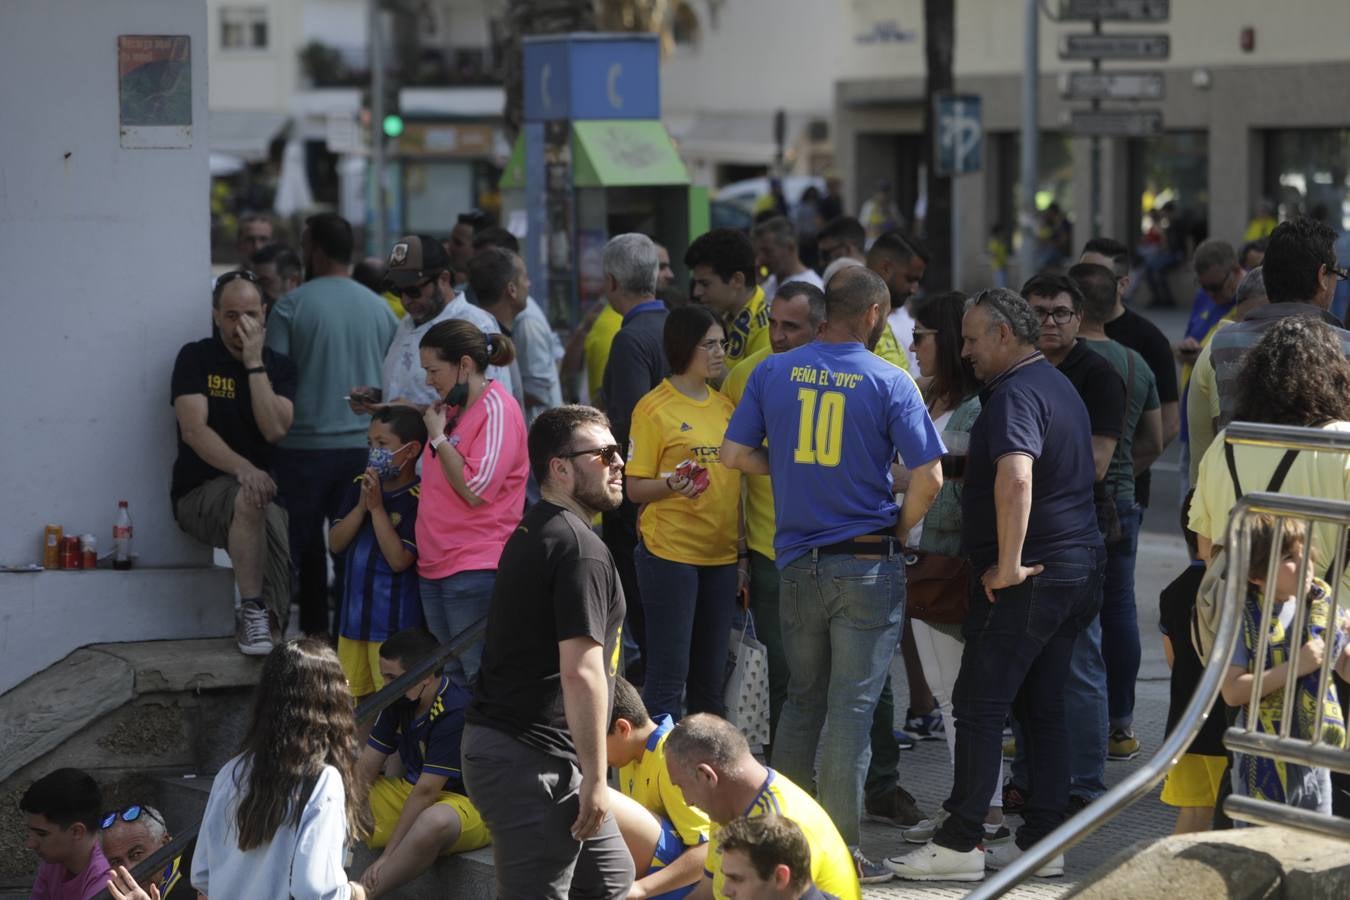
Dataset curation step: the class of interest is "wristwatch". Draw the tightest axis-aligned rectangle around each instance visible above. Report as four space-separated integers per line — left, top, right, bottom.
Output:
430 435 448 453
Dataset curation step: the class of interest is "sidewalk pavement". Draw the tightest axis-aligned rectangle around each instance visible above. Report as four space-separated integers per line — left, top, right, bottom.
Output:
859 531 1191 897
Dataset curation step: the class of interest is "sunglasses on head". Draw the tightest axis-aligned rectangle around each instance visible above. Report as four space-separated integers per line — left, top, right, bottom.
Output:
558 444 623 466
100 805 163 831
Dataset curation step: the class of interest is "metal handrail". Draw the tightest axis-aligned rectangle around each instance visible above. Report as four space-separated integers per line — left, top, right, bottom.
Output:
970 421 1350 897
94 618 486 899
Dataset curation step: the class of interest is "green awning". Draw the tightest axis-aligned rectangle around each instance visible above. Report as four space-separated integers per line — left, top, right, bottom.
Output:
499 132 527 190
572 120 689 188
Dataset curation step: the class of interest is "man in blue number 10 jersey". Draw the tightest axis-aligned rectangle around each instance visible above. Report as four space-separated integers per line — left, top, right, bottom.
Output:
722 265 945 882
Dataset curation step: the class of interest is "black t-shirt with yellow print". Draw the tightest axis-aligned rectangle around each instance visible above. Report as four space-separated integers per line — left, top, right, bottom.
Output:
169 336 297 504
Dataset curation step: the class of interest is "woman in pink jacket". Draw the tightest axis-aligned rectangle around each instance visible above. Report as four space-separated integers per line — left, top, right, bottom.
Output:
417 319 528 686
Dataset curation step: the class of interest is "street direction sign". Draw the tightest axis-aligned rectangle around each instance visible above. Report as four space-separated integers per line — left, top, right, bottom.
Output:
1060 33 1169 60
1060 71 1165 100
1069 109 1163 136
935 94 983 176
1061 0 1169 21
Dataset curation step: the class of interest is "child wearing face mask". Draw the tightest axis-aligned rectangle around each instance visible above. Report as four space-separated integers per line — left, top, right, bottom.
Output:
331 406 429 703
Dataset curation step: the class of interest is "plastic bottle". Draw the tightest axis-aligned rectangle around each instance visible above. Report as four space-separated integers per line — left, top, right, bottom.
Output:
113 501 134 570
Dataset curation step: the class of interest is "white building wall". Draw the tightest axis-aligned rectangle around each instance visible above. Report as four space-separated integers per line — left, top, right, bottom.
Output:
207 0 304 111
0 0 236 691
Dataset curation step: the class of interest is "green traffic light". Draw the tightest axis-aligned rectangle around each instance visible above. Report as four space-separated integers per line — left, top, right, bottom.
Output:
382 114 404 138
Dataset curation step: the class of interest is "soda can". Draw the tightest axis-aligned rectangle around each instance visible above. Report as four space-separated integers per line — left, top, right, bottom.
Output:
60 535 81 569
80 534 98 570
43 525 63 569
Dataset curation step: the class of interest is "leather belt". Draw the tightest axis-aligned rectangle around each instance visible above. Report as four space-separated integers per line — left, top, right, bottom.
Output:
813 533 899 560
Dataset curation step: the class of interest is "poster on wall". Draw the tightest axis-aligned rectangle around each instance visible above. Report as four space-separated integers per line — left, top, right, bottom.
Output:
118 35 192 149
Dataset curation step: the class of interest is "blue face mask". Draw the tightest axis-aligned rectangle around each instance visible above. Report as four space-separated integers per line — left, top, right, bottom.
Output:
368 443 410 481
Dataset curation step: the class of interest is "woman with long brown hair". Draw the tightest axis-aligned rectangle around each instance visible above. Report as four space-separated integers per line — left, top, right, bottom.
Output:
191 639 372 899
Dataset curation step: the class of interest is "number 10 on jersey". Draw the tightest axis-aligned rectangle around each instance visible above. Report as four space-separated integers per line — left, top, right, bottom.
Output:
794 388 845 466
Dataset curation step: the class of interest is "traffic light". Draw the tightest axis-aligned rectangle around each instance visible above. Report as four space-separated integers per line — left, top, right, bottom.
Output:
381 79 402 139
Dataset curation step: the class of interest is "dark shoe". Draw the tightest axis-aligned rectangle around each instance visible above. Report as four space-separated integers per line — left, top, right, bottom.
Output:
905 708 945 741
892 727 917 750
1067 794 1091 816
1002 782 1028 816
864 785 925 827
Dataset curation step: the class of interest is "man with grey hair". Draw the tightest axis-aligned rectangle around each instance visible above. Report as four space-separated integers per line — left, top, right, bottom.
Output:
1184 265 1270 484
888 289 1103 882
723 266 944 882
663 714 861 899
101 804 194 897
753 216 824 302
600 232 667 683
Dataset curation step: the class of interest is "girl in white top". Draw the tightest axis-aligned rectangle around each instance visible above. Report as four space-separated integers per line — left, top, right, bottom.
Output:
191 639 371 900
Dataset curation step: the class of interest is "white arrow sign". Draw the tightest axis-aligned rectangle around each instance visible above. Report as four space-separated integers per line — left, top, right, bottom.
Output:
1061 71 1165 100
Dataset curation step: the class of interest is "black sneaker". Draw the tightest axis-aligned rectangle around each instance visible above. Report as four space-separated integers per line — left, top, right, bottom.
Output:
892 727 917 750
1002 781 1028 816
1067 794 1091 816
905 708 945 741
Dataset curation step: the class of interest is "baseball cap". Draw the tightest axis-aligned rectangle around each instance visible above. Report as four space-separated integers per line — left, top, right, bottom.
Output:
387 235 451 287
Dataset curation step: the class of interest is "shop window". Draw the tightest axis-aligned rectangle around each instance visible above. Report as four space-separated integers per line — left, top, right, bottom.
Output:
1266 130 1350 229
221 7 268 51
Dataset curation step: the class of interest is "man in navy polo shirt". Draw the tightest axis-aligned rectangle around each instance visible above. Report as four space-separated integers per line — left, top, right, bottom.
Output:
888 288 1103 883
722 266 945 883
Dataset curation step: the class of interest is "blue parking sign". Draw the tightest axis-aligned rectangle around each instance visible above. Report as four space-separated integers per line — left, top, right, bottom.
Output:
935 94 982 176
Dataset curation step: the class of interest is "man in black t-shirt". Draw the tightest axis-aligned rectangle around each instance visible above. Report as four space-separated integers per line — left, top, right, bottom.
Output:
463 405 633 899
1082 237 1180 507
171 272 297 656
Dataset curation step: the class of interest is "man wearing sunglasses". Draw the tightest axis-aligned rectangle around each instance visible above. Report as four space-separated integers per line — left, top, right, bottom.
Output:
349 235 509 414
101 805 194 898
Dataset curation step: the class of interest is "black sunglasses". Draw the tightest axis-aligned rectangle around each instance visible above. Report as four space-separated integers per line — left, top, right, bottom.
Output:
215 269 261 289
1329 264 1350 282
101 805 164 831
558 444 623 465
397 276 435 297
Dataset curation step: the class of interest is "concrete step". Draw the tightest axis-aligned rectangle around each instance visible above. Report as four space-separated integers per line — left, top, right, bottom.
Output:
350 844 496 900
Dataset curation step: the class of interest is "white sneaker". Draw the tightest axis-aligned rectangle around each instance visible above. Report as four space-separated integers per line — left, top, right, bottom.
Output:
237 604 275 656
984 840 1064 877
885 842 985 882
902 808 949 843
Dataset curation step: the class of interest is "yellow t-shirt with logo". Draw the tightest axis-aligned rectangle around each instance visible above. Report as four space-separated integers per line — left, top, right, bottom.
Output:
721 347 775 560
722 287 770 375
872 322 911 371
627 380 741 565
704 769 860 900
585 303 624 401
618 715 710 848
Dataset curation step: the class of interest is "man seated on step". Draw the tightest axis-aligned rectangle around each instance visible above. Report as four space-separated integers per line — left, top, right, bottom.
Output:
716 815 840 900
355 627 491 898
605 677 710 898
172 270 297 656
19 767 111 900
100 804 195 898
662 715 860 900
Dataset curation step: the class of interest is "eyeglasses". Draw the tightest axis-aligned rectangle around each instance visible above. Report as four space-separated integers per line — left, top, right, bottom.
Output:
397 277 434 298
1329 264 1350 282
1032 306 1077 325
697 338 725 354
558 444 624 466
100 805 164 832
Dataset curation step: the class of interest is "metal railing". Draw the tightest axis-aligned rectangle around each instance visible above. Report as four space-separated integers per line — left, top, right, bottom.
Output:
969 421 1350 897
94 618 486 899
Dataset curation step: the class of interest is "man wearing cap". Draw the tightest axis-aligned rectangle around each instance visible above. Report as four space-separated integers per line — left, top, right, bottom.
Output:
349 235 512 413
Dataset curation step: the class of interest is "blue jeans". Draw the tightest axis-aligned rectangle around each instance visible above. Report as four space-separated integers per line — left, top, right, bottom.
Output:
1102 499 1142 728
935 546 1104 853
273 446 369 636
420 570 495 688
772 551 904 848
1011 613 1109 801
634 544 737 721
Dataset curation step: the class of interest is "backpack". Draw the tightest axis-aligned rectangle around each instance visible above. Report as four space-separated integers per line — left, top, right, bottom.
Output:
1190 443 1299 664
